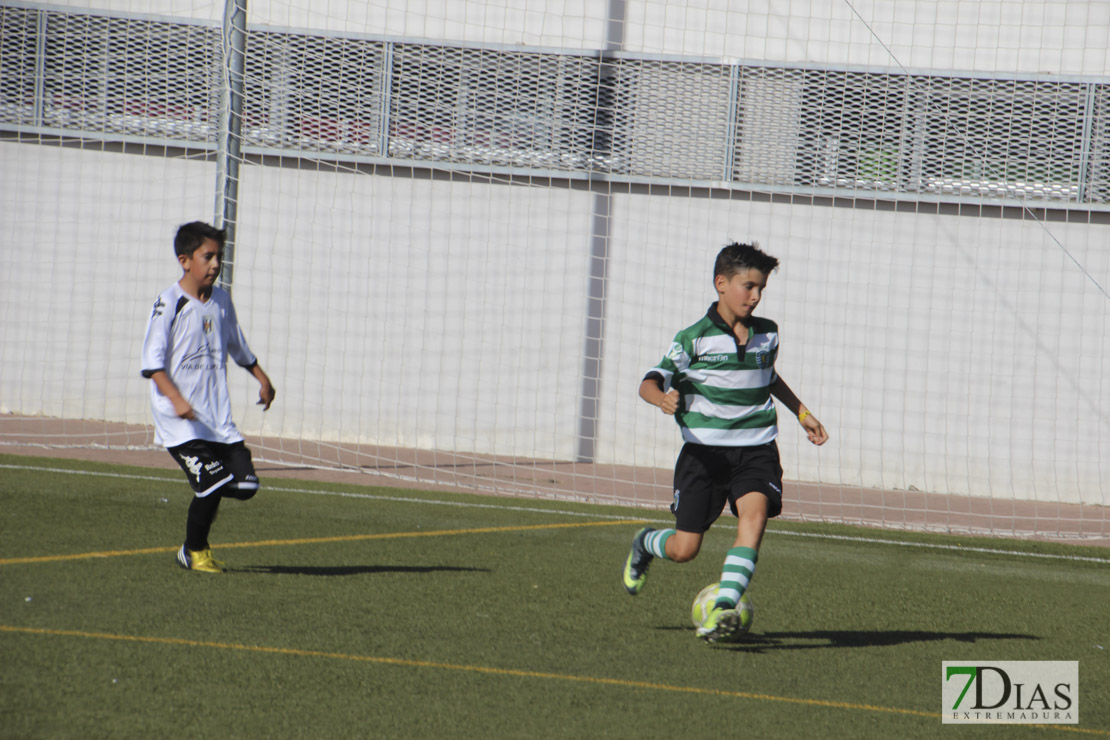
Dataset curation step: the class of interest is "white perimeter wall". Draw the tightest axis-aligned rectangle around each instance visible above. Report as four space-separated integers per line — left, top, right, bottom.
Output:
2 0 1108 505
2 141 1108 505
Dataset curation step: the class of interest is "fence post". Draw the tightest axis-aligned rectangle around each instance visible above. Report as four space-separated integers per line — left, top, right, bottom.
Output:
576 0 626 463
215 0 247 292
1076 83 1097 205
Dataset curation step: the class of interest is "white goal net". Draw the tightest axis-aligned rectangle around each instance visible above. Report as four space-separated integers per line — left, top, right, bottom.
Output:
1 0 1108 541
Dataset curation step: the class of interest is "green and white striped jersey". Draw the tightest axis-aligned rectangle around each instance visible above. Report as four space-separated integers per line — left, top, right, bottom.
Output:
647 304 779 447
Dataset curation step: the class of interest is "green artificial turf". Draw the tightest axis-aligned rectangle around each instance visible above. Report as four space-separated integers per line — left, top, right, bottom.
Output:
1 454 1107 738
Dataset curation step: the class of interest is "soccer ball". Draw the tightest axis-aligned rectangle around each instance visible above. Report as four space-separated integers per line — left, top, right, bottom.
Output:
691 582 754 638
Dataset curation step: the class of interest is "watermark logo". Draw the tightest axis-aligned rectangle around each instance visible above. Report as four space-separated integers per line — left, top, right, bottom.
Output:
942 661 1077 724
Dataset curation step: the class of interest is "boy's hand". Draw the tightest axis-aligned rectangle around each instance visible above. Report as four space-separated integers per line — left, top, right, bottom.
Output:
250 365 275 410
172 396 196 420
257 382 276 411
658 389 680 415
800 412 828 446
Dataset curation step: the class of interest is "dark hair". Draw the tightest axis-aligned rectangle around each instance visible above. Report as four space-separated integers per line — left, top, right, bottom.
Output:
174 221 226 258
713 241 779 279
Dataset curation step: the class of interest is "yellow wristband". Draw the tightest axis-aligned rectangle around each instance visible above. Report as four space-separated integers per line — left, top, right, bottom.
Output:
798 410 811 423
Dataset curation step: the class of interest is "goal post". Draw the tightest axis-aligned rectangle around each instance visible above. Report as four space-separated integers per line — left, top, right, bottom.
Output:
0 1 1107 541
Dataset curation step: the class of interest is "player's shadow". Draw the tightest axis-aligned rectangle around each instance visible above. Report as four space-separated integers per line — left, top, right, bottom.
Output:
707 629 1039 652
237 564 489 577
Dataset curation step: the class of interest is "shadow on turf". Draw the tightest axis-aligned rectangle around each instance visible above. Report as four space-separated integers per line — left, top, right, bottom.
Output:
659 627 1038 651
236 565 490 577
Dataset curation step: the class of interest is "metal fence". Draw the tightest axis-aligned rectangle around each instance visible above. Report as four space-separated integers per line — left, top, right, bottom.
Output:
2 4 1107 208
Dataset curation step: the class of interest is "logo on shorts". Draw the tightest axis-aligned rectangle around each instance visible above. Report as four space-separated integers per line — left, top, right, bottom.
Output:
671 489 680 513
202 316 213 333
768 481 781 494
181 454 203 481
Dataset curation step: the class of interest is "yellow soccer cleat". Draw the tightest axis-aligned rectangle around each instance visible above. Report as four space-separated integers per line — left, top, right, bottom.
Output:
176 544 225 574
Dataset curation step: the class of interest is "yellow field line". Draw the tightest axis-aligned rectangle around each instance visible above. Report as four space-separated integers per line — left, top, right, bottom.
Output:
0 519 648 566
0 624 936 720
8 624 1106 735
2 630 1105 734
5 626 1107 735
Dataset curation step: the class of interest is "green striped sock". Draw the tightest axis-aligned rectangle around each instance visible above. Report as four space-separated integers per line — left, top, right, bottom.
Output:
643 529 674 560
715 546 757 609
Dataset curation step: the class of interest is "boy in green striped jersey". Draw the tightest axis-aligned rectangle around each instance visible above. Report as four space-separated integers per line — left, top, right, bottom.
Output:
622 242 828 642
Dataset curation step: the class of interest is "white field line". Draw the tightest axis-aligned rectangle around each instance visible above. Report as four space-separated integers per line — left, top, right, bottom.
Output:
3 463 1108 565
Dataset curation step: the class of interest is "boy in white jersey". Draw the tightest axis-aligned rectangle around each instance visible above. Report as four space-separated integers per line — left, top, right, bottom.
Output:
141 222 275 573
622 242 828 642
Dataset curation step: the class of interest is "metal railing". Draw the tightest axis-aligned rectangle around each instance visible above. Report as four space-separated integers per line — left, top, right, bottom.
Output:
2 4 1107 208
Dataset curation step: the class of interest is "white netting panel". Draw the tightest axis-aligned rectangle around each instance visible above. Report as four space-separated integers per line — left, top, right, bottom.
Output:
1 1 1108 541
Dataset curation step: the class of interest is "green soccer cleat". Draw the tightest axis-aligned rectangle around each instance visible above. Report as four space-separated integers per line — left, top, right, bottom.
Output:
177 544 225 574
622 527 655 595
696 605 741 643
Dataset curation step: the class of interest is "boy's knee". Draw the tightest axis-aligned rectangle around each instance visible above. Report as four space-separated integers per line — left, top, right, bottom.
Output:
738 510 768 529
667 538 701 563
224 478 259 501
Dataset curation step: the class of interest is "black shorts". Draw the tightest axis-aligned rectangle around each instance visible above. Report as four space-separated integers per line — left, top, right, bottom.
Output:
167 440 257 498
670 441 783 533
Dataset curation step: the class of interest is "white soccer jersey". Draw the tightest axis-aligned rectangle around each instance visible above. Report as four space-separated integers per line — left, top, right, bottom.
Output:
140 283 257 448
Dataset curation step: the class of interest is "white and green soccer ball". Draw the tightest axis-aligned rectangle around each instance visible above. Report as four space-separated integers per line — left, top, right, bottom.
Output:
691 582 754 637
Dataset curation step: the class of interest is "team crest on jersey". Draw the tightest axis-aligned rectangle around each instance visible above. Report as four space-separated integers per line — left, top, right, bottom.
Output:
202 317 213 334
754 350 771 368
